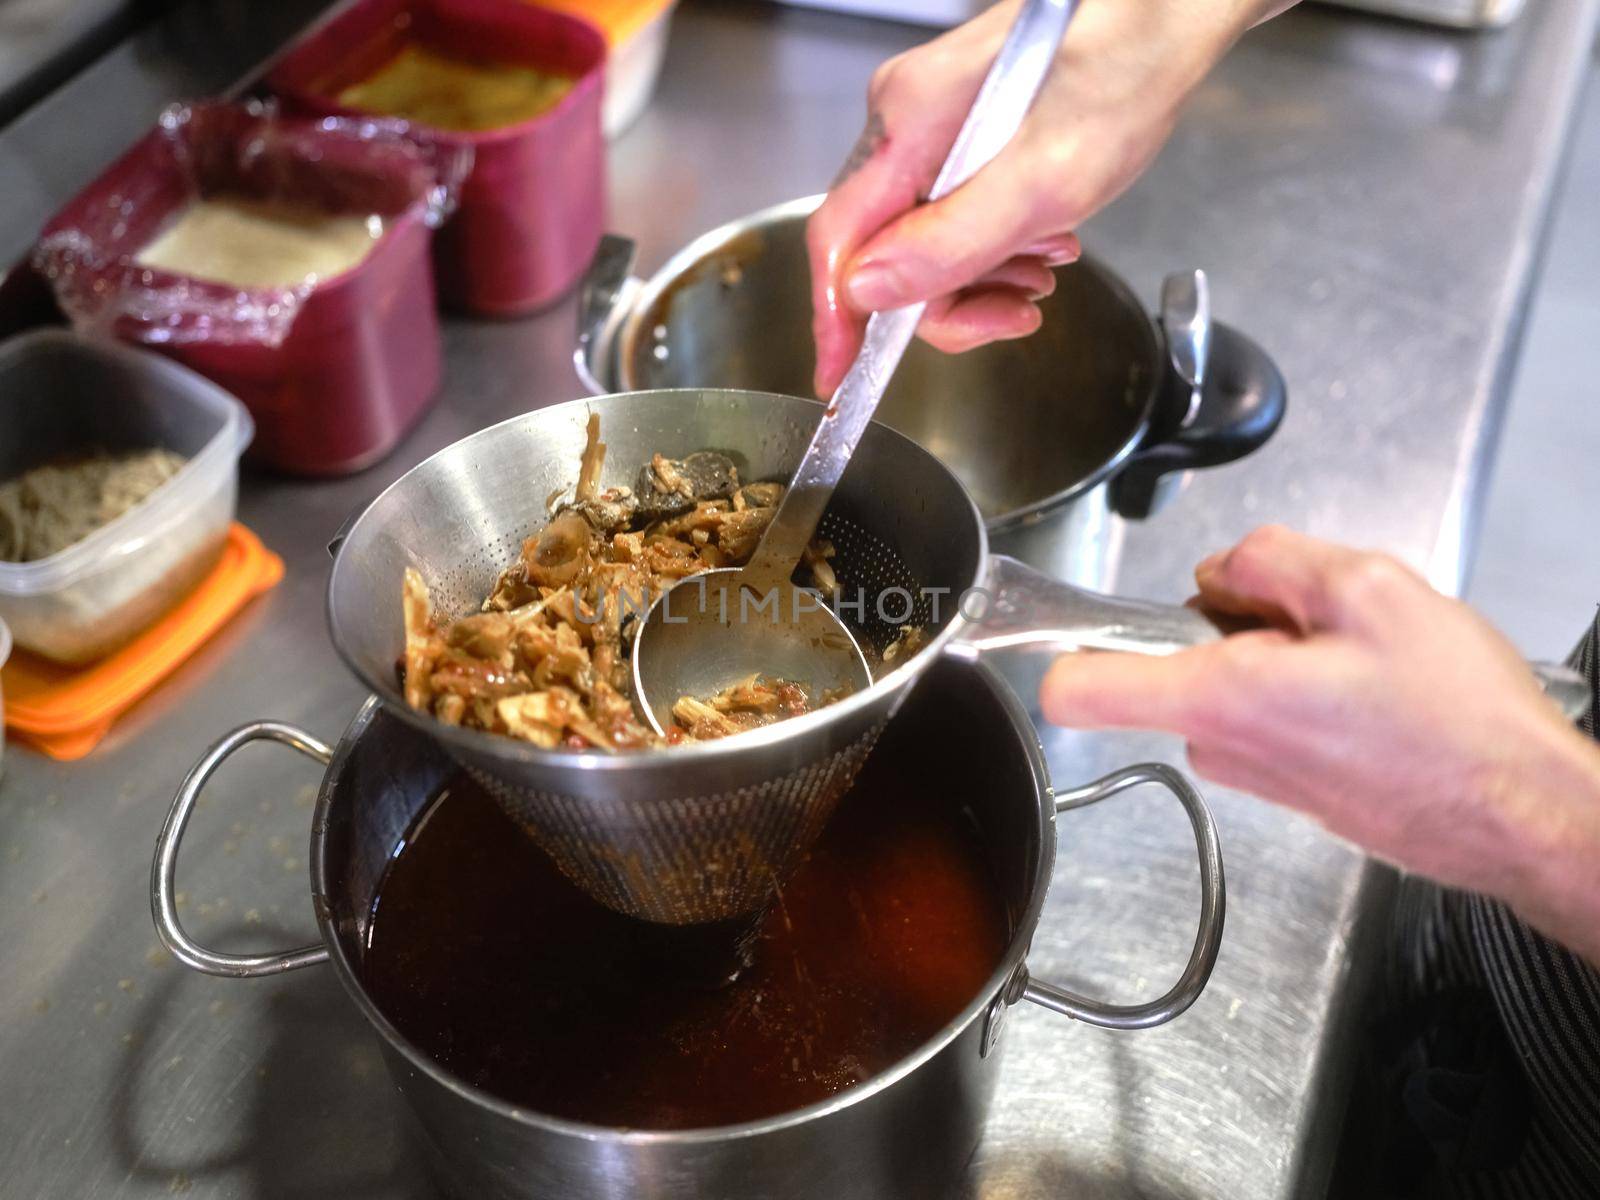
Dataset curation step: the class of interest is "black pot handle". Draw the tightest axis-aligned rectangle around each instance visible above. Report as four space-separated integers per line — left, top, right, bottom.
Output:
1109 289 1287 520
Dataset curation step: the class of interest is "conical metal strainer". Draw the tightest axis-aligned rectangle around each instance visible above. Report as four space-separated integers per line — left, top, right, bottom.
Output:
328 387 1233 924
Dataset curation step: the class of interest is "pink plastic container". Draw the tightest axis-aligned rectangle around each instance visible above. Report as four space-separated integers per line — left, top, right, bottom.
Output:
269 0 608 316
34 104 459 475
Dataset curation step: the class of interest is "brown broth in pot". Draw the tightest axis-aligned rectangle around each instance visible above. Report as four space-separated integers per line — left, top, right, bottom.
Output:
360 767 1010 1129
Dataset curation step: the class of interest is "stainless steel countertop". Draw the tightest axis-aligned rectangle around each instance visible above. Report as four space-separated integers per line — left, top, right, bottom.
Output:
2 1 1595 1197
0 0 129 125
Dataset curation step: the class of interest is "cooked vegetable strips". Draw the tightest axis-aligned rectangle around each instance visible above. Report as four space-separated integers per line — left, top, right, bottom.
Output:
575 412 605 505
397 426 884 749
671 675 814 740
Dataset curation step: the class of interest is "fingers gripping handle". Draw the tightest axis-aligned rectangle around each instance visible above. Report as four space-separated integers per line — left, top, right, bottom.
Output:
1023 763 1226 1030
745 0 1078 585
922 0 1077 204
951 557 1592 722
151 722 333 978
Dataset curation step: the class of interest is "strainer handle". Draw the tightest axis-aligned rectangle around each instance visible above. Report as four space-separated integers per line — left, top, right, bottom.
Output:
949 554 1223 657
1021 763 1225 1030
151 721 333 978
953 555 1591 720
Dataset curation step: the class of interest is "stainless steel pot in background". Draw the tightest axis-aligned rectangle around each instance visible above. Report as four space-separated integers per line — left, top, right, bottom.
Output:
151 661 1224 1200
575 195 1287 592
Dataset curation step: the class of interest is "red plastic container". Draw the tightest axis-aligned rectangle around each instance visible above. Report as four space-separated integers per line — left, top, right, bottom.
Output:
34 105 453 475
269 0 608 316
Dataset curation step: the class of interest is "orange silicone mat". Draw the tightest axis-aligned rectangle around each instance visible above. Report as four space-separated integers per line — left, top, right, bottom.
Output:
3 524 284 760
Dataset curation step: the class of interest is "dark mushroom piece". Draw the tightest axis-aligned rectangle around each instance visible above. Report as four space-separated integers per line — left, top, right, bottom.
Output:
634 451 739 520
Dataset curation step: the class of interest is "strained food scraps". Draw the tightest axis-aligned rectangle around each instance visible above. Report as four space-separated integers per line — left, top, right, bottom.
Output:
400 416 886 749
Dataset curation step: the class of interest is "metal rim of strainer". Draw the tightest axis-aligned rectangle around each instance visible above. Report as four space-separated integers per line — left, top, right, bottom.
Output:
325 389 994 775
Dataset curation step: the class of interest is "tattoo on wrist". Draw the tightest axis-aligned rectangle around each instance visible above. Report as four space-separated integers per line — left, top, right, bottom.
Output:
833 111 886 187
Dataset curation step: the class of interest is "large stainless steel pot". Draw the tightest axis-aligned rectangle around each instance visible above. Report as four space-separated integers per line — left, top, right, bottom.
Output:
151 660 1224 1200
575 195 1287 591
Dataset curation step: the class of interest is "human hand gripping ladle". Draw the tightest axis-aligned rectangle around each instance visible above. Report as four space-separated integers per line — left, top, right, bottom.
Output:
630 0 1591 733
632 0 1083 731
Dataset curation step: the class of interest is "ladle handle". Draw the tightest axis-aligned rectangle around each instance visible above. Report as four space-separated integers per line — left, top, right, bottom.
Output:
950 554 1592 722
151 721 333 978
1019 763 1225 1030
745 0 1079 586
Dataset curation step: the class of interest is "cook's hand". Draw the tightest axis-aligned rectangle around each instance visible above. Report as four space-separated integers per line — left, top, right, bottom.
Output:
1040 525 1600 966
807 0 1296 396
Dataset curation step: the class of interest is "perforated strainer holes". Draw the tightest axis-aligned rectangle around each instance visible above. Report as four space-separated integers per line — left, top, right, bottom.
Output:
427 523 542 620
816 512 936 656
460 722 886 925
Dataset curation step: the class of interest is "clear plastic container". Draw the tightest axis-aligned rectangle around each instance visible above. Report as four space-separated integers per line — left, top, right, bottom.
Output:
0 330 253 666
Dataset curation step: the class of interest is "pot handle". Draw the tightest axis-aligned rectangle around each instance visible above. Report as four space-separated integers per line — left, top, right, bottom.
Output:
1022 763 1225 1029
574 234 642 396
151 721 333 978
1109 273 1287 520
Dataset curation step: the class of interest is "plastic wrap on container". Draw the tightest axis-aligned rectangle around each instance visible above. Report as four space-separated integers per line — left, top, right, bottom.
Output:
32 101 471 349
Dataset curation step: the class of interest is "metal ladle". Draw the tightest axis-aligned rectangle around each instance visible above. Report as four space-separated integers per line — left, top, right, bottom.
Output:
633 0 1080 734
